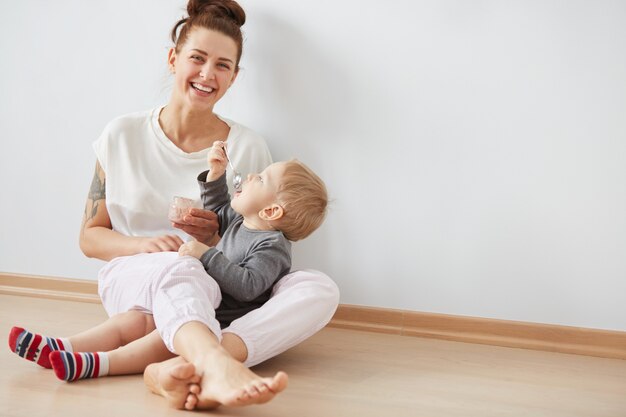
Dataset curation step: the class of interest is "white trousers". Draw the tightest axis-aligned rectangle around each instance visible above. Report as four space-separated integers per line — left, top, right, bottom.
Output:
97 252 339 367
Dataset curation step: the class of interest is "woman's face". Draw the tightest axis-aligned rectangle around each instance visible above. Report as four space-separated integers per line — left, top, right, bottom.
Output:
169 27 239 111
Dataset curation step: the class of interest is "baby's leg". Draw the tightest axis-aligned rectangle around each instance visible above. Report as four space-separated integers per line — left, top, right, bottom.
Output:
107 329 175 375
9 309 155 370
8 326 72 369
49 312 171 382
69 310 156 352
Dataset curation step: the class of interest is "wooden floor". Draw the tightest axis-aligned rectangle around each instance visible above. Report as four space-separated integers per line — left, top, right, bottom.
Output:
1 294 626 417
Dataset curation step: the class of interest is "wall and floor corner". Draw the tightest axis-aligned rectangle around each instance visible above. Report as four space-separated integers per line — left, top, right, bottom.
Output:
1 0 625 341
2 272 626 361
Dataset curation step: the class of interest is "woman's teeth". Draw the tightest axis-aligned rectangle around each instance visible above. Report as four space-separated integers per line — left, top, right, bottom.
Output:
192 83 213 93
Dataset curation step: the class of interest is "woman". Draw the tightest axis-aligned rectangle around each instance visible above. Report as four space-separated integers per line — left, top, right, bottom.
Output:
80 0 339 409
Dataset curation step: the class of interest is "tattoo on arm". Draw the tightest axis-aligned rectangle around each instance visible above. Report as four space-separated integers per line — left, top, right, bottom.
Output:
83 164 106 227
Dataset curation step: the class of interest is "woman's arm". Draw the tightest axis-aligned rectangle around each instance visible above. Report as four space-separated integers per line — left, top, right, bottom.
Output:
79 161 184 261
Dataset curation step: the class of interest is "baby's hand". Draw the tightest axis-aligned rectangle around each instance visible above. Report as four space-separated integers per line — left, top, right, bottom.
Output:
207 141 228 180
178 241 210 259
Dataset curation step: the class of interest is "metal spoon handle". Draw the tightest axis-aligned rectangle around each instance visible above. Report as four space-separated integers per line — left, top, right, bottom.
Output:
223 146 235 168
223 145 243 190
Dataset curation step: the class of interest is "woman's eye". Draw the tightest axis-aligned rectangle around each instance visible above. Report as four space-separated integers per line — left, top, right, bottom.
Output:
191 55 204 62
218 63 231 70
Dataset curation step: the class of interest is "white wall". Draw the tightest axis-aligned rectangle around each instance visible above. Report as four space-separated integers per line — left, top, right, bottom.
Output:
1 1 625 331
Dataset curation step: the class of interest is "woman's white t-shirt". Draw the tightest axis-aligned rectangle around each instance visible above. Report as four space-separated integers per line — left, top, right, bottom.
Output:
92 107 273 241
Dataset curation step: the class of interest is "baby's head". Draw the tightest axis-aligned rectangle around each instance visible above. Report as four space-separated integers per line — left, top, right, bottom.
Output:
274 160 328 241
231 160 327 241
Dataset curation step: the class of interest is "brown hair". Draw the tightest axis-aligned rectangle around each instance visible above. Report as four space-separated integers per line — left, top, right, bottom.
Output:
171 0 246 68
275 160 328 241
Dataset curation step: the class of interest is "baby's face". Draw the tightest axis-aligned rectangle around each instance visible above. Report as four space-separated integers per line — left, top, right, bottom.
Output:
230 162 287 218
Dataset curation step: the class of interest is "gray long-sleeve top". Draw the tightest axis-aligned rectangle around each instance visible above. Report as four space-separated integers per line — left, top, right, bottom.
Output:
197 170 292 327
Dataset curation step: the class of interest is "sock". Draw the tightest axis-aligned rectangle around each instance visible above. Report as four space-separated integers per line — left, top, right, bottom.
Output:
49 351 109 382
8 326 73 369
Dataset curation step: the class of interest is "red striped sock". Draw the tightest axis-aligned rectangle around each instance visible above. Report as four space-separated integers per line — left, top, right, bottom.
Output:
8 326 72 369
49 351 109 382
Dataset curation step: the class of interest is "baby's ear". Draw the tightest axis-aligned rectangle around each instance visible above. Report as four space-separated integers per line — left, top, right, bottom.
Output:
259 204 284 221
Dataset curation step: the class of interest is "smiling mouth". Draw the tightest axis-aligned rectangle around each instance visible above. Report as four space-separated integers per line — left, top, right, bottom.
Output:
191 83 214 93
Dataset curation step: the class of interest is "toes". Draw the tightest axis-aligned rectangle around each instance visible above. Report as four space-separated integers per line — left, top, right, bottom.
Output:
238 380 275 405
237 388 252 401
185 393 198 410
189 383 201 395
262 377 276 392
256 382 269 394
246 382 262 398
251 380 270 396
231 375 287 405
271 371 289 392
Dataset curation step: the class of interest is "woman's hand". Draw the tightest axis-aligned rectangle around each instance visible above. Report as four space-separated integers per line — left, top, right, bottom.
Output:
179 240 211 259
137 235 185 253
172 208 220 245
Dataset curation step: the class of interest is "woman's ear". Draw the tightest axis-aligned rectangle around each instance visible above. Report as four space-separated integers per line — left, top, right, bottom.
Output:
167 47 177 74
259 204 284 221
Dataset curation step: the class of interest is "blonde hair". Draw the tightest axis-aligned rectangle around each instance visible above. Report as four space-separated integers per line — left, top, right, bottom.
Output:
275 160 328 241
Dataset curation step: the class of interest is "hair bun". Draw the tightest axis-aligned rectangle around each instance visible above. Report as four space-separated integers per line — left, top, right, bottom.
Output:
187 0 246 27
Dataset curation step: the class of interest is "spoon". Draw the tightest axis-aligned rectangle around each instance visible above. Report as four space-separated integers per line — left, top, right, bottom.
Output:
223 146 242 190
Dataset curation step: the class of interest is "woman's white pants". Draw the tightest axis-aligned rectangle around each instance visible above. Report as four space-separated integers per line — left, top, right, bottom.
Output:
98 252 339 367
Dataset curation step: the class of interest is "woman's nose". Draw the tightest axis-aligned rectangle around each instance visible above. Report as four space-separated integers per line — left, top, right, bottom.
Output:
200 65 214 80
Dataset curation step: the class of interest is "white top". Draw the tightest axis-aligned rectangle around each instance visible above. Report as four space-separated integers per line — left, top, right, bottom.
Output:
93 107 273 241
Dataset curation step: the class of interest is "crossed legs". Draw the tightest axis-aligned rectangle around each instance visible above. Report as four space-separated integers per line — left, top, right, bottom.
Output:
172 322 288 409
143 331 249 409
144 268 340 409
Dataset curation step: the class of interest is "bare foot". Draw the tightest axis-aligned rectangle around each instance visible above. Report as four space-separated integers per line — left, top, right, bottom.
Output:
193 348 289 408
144 361 203 409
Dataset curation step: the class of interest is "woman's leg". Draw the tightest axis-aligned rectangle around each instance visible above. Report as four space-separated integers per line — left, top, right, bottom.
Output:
143 269 338 406
44 252 195 383
144 356 201 410
224 269 340 366
40 252 183 379
148 255 287 409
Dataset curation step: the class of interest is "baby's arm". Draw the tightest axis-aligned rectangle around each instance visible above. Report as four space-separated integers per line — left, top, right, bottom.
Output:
177 237 291 301
206 141 228 182
179 240 211 259
201 235 292 302
198 167 239 238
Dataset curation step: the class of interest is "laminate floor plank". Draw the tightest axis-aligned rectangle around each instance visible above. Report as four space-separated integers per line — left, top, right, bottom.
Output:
1 294 625 417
